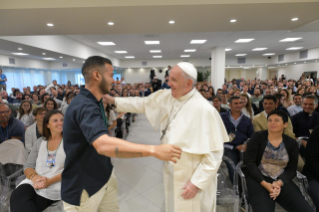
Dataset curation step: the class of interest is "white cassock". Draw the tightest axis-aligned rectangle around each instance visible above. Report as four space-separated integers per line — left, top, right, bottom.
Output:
115 88 228 212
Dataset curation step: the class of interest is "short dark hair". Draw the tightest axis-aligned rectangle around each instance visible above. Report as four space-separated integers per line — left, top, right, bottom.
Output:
41 93 50 103
274 93 284 102
267 110 288 124
42 110 63 140
263 95 277 104
199 89 206 92
33 107 48 116
229 96 240 104
82 56 113 83
212 96 221 102
293 93 302 99
303 94 318 105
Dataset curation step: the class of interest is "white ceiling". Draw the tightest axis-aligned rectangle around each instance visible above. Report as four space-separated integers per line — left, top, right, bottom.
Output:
67 30 319 60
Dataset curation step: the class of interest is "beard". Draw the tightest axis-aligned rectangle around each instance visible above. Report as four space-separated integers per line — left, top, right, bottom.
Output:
99 75 110 95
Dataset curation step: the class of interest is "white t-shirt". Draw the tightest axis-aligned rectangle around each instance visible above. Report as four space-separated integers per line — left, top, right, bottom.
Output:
107 110 117 126
242 107 254 119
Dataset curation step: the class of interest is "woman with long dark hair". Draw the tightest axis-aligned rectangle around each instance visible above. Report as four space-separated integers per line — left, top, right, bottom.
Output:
11 110 65 212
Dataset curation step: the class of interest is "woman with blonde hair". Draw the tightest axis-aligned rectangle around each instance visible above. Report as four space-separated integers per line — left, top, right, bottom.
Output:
280 89 293 108
240 93 254 120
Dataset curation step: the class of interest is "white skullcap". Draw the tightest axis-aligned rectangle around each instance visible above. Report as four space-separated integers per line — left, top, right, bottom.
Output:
177 62 197 80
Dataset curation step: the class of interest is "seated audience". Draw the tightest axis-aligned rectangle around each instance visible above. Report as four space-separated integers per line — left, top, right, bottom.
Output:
241 84 251 98
0 103 25 144
1 90 14 103
57 88 64 101
220 92 230 110
44 98 59 111
10 110 65 212
251 88 263 108
253 95 295 139
41 93 50 106
32 93 41 106
287 93 303 117
212 96 227 113
245 110 314 212
258 88 274 113
51 89 63 107
12 91 23 105
273 93 290 118
221 96 254 184
61 93 74 115
25 107 47 152
45 79 58 94
280 89 293 108
291 94 319 158
302 125 319 212
16 100 34 129
240 93 254 120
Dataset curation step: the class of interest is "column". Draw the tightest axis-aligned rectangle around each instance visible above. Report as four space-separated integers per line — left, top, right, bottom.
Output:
211 47 226 90
257 67 267 80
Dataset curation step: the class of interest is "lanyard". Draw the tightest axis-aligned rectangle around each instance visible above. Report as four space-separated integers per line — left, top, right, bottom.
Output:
0 126 8 142
47 139 63 156
100 101 108 129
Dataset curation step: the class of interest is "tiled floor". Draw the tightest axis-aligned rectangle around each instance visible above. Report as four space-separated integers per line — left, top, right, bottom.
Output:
113 114 285 212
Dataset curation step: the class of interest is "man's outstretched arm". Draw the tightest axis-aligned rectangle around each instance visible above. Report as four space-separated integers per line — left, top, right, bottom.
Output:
92 134 182 163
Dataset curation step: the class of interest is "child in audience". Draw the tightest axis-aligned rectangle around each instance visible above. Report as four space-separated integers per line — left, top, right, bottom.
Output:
16 100 34 129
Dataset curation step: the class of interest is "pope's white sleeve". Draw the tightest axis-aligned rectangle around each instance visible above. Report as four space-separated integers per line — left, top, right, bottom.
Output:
115 97 147 114
190 150 223 191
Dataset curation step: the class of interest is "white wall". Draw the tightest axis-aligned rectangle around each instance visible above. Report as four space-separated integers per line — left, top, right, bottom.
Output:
269 47 319 65
277 62 319 81
0 54 49 69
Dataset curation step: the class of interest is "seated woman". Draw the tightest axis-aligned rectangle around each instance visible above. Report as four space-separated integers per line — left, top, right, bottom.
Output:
25 107 47 152
32 94 41 106
61 92 74 115
44 98 59 111
303 125 319 212
10 110 65 212
16 100 34 129
40 93 50 106
245 110 314 212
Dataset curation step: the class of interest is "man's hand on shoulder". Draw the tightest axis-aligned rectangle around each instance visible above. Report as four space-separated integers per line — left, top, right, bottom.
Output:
181 180 199 199
103 94 115 105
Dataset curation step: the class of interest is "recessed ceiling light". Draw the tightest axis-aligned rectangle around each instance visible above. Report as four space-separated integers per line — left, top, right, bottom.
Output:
12 52 29 56
279 38 302 42
286 64 288 65
125 56 135 59
47 23 54 27
304 61 306 63
190 40 206 44
184 49 196 52
225 48 232 51
97 42 116 46
263 53 275 56
286 47 303 50
235 39 255 43
145 41 160 45
153 56 162 58
230 19 236 23
73 59 76 61
114 51 127 54
60 56 63 58
43 58 55 60
294 62 297 64
181 55 190 57
150 50 162 53
18 48 23 50
108 22 114 25
169 21 175 24
252 48 267 51
83 61 85 63
235 54 247 56
291 18 299 21
42 52 46 55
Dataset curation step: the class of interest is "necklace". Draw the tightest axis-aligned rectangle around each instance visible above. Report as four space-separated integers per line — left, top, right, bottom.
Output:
47 138 63 169
160 91 196 140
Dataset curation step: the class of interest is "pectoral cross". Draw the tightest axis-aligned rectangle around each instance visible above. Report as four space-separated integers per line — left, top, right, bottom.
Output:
161 129 167 140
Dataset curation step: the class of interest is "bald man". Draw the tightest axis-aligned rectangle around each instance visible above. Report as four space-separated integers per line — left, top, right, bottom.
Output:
106 62 228 212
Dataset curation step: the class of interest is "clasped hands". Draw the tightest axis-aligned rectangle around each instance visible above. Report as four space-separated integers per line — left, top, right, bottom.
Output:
31 175 50 190
262 180 282 200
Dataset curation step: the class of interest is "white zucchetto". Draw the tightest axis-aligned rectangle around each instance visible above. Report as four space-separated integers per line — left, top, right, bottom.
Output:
177 62 197 80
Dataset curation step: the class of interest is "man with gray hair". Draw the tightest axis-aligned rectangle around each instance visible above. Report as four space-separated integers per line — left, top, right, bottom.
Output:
105 62 228 212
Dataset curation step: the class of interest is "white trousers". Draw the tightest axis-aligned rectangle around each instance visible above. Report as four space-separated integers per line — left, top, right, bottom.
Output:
63 173 119 212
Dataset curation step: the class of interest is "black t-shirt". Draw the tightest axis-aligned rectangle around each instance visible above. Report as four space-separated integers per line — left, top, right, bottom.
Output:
61 87 112 206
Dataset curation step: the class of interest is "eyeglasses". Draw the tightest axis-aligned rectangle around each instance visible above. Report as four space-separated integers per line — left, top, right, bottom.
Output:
0 110 10 115
39 112 46 116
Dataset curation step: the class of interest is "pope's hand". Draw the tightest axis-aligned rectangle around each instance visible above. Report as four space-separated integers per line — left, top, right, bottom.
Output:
103 94 115 104
181 180 199 199
152 144 182 163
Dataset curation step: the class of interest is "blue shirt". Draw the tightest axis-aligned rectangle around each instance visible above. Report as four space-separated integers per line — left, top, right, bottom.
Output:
0 117 25 144
62 87 112 206
0 74 6 85
228 111 244 128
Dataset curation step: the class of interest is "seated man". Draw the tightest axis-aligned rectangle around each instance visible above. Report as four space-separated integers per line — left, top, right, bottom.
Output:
253 95 295 139
273 93 290 118
212 96 227 113
258 88 273 113
12 91 23 106
0 103 25 144
220 92 230 110
221 96 254 184
1 91 14 103
302 125 319 212
291 94 319 158
287 93 303 117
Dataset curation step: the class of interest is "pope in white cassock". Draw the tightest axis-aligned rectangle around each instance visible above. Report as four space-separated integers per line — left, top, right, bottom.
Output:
107 62 228 212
